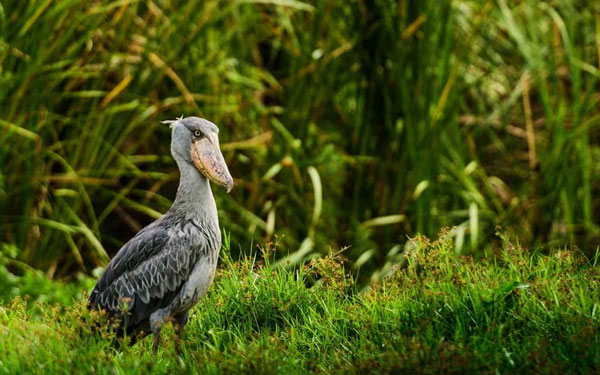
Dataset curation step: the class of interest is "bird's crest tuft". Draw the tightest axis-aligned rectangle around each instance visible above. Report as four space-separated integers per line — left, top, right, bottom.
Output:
160 115 185 128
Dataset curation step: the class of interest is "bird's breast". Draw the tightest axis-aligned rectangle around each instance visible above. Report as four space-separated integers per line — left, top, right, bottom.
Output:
177 254 219 312
172 217 221 312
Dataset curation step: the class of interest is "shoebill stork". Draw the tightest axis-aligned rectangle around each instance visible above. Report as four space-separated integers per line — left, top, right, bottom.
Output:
88 116 233 354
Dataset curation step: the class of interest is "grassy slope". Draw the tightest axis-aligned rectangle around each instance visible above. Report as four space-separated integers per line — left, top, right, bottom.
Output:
1 236 599 374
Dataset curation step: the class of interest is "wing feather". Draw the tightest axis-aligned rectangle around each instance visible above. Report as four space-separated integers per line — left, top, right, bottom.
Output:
88 218 205 333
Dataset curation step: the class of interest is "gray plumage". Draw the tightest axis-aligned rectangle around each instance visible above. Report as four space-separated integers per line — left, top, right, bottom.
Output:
88 117 233 354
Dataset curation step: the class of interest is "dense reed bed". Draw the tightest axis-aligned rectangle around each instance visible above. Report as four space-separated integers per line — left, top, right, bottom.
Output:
0 0 599 281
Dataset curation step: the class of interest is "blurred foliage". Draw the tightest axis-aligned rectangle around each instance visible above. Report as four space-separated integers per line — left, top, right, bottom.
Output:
0 0 599 281
0 244 95 304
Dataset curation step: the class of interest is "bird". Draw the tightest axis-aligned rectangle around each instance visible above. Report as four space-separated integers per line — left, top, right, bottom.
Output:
88 116 233 355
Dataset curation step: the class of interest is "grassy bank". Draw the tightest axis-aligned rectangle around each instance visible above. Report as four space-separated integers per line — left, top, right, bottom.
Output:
1 235 599 374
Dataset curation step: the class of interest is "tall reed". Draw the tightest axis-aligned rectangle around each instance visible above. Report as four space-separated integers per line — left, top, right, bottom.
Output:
0 0 598 280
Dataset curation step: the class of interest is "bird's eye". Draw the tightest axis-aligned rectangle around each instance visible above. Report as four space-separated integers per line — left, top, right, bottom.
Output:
193 130 202 138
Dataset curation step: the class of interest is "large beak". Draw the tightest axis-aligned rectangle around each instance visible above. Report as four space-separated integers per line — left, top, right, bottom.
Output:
191 133 233 192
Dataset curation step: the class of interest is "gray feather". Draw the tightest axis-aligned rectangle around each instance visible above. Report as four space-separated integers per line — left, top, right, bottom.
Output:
88 117 226 339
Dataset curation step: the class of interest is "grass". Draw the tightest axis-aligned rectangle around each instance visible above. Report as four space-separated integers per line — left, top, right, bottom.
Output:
1 0 599 282
1 234 599 374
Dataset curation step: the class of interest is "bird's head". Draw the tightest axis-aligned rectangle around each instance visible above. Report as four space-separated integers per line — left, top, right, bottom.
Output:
166 116 233 193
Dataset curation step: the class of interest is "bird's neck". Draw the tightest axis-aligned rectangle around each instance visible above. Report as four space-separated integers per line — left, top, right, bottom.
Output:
171 160 218 222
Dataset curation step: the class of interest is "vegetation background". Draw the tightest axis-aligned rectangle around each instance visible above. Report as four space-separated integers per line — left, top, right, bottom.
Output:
0 0 599 282
1 0 600 373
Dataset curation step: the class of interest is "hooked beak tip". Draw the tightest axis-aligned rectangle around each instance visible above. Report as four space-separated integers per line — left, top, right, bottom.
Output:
224 177 233 193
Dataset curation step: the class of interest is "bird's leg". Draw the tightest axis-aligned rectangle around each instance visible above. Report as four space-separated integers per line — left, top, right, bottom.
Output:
150 309 169 356
173 311 189 356
152 328 162 356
